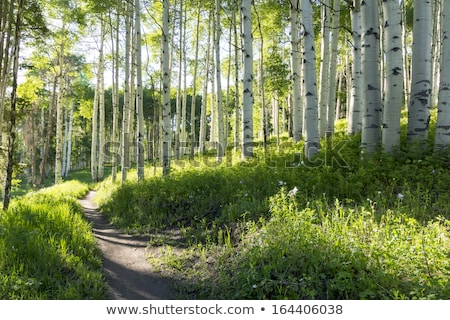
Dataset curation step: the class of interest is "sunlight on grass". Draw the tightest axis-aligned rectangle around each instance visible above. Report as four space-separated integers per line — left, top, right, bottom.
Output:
95 128 450 299
0 181 106 299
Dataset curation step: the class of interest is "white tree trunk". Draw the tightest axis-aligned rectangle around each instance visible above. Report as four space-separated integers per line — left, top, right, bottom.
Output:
135 0 145 181
162 0 172 176
302 0 320 160
360 0 382 153
190 5 201 159
64 100 74 177
121 2 132 184
55 35 66 184
241 0 253 159
326 0 341 136
199 10 212 155
348 0 362 134
98 19 106 180
290 0 303 142
382 0 403 153
435 0 450 150
407 0 432 149
318 0 330 138
215 0 225 159
233 4 240 152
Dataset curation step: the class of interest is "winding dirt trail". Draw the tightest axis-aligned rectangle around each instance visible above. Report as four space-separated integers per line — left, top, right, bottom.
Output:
79 191 177 300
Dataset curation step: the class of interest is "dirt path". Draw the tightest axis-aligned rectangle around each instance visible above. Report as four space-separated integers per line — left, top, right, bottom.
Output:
79 191 177 300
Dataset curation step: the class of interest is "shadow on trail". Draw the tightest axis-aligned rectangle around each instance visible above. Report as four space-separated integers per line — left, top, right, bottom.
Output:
79 191 178 300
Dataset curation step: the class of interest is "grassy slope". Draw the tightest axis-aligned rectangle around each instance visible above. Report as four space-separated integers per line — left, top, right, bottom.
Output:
96 121 450 299
0 181 107 299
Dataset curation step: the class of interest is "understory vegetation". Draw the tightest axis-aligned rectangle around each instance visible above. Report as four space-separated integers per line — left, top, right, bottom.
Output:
95 122 450 299
0 181 106 299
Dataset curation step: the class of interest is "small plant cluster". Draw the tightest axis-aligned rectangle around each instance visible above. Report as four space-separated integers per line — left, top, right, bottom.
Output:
0 181 107 299
96 128 450 299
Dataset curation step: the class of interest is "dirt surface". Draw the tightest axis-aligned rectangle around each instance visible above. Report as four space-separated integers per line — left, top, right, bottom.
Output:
79 191 177 300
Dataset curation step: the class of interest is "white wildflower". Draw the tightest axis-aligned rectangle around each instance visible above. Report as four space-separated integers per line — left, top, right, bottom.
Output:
397 193 404 200
252 284 257 289
278 180 286 186
288 186 298 197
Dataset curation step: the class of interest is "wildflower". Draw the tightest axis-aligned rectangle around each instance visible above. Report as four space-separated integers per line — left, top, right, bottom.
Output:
278 180 286 186
396 193 404 200
377 191 381 195
252 284 257 289
288 186 298 197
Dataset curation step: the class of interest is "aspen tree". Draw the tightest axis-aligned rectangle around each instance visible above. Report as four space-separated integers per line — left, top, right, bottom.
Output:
241 0 254 159
361 0 382 153
382 0 403 153
407 0 432 150
302 0 320 160
435 0 450 150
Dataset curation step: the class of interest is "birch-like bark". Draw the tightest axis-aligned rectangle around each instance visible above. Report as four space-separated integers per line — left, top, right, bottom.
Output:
121 1 132 184
348 0 362 134
55 33 66 184
199 10 212 155
162 0 172 176
407 0 432 149
98 19 106 180
64 101 74 177
190 5 201 159
215 0 225 160
91 75 99 182
233 4 241 152
135 0 145 181
318 0 330 138
302 0 320 160
241 0 253 159
382 0 403 153
326 0 341 136
291 0 302 142
435 0 450 150
174 0 183 160
361 0 382 153
39 77 57 187
111 3 120 182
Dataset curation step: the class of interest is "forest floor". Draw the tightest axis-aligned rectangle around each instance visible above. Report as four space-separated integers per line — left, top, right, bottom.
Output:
78 191 178 300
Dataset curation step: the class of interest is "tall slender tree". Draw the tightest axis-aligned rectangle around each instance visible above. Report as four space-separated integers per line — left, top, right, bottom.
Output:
162 0 172 176
382 0 404 153
290 0 302 142
318 0 330 138
215 0 225 160
407 0 433 150
302 0 320 160
3 0 24 209
360 0 382 153
348 0 362 135
135 0 145 181
241 0 254 159
435 0 450 150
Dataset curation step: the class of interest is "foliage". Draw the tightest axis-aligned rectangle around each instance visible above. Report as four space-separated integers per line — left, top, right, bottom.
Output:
0 181 107 299
96 123 450 299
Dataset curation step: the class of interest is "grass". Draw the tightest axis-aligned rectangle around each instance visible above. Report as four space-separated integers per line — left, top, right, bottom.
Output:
6 117 449 300
0 181 107 299
95 120 450 299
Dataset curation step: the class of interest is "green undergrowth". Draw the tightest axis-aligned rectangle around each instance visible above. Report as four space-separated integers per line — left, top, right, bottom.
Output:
0 181 107 299
96 128 450 299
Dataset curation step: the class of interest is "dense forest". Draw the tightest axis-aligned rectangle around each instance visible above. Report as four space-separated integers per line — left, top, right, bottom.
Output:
1 0 450 300
1 0 447 201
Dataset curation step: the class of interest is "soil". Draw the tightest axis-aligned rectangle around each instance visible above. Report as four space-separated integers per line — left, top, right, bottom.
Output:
78 191 177 300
